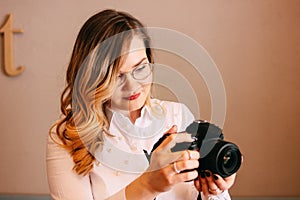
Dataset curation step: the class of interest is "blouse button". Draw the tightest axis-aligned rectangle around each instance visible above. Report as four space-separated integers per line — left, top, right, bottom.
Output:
95 160 101 166
130 146 138 151
106 148 112 153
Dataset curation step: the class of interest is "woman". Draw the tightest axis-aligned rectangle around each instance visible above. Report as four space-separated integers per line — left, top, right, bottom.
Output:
47 9 236 200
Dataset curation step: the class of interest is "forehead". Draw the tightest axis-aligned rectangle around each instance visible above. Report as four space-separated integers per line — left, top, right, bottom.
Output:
129 36 145 51
120 36 147 72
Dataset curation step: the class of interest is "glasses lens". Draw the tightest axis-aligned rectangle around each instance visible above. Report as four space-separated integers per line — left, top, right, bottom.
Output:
116 63 153 87
133 63 152 80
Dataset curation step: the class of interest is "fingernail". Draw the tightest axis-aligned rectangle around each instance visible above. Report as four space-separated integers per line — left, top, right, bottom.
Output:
213 175 219 180
205 171 210 177
200 172 206 178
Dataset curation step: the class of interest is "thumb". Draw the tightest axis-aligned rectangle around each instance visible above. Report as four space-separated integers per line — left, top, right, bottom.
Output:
166 125 178 134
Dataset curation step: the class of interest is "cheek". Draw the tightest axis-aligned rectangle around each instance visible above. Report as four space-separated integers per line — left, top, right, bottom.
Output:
111 88 122 104
141 76 153 91
143 84 151 94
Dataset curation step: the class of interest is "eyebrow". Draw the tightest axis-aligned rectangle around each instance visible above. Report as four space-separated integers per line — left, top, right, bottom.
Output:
132 57 147 68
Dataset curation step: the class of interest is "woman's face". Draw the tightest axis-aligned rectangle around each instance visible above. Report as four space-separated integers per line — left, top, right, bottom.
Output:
110 36 152 114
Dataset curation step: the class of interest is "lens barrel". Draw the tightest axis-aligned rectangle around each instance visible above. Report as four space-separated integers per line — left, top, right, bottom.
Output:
198 140 242 178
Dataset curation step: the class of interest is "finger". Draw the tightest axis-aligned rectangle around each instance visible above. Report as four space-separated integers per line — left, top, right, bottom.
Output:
213 173 236 191
156 133 194 152
169 150 200 162
166 125 178 134
151 149 200 170
173 169 198 183
186 150 200 160
199 172 209 197
168 160 199 175
194 177 202 192
174 159 199 172
168 160 198 174
204 171 222 195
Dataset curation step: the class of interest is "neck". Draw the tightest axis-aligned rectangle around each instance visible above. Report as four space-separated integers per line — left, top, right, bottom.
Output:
129 109 141 124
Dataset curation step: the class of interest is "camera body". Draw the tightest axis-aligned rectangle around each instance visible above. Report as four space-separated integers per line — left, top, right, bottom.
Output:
151 120 242 178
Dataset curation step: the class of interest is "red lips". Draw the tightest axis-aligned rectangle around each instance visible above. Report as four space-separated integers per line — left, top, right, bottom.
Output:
127 93 140 101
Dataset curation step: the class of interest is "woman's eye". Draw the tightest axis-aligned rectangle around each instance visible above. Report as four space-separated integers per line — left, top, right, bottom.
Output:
136 64 146 72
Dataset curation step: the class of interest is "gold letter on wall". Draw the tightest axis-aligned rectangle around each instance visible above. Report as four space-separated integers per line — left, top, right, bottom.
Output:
0 14 25 76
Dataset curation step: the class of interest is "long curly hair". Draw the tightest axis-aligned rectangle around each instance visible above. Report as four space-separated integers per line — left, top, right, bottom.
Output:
50 9 154 175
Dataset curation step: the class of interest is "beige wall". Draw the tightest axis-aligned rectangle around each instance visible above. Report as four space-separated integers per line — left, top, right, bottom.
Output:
1 0 299 197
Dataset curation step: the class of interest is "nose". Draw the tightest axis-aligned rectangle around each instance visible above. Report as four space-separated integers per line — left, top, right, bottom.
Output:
121 73 140 91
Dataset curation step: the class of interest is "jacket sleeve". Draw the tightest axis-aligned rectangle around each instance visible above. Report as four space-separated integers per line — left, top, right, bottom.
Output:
46 134 128 200
46 134 95 200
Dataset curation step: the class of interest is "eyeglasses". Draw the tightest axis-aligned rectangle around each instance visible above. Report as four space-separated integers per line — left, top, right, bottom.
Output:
116 63 153 86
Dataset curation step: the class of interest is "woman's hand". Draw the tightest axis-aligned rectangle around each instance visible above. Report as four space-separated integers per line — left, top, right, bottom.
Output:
194 171 236 197
139 126 200 194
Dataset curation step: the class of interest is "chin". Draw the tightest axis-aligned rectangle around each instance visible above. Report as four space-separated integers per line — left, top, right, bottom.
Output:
128 98 146 112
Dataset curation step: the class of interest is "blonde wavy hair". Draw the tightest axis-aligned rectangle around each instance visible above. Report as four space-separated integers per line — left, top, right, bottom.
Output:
50 9 154 176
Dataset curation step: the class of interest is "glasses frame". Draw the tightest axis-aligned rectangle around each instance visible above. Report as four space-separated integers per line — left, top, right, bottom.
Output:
116 63 154 87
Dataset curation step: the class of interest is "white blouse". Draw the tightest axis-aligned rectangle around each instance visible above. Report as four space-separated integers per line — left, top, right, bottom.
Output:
47 99 231 200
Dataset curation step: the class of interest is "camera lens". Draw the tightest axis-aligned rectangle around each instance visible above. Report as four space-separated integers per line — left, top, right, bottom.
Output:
223 149 238 169
216 143 241 177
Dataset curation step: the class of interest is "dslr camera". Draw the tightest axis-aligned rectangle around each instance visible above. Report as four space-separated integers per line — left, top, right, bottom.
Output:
151 120 242 178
